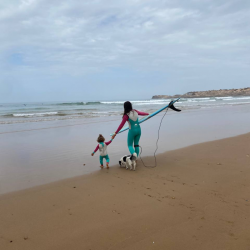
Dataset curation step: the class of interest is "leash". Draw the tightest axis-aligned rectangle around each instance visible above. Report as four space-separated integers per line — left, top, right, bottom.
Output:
138 107 169 168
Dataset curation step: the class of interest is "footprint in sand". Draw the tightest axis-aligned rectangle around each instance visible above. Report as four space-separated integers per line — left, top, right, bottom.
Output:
192 235 198 240
112 210 121 215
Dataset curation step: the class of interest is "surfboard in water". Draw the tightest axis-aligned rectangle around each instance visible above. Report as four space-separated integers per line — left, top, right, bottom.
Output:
110 98 181 136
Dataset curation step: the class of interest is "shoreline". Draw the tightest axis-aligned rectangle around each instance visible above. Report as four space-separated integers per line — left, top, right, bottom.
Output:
0 131 249 198
0 132 250 249
1 104 250 195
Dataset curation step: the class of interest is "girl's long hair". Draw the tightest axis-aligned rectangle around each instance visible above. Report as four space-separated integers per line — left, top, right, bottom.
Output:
123 101 133 117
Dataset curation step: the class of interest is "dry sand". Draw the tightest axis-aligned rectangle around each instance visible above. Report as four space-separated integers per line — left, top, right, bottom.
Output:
0 133 250 250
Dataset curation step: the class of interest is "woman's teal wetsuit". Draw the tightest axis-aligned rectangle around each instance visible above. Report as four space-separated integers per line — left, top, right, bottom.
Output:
127 116 141 156
115 109 149 156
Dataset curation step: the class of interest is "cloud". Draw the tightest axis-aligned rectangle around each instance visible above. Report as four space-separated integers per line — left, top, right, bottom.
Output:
0 0 250 101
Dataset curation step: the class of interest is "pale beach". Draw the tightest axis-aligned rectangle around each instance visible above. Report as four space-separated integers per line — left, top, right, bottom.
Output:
0 100 250 249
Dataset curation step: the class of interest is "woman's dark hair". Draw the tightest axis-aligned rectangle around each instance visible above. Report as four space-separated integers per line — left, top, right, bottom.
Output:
123 101 133 117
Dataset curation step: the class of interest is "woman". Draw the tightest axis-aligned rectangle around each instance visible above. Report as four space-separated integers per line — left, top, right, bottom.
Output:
112 101 149 158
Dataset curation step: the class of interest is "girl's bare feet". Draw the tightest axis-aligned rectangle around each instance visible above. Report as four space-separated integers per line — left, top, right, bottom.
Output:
100 165 103 169
106 164 109 169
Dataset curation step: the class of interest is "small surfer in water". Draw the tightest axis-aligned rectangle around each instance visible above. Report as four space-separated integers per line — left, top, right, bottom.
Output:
91 134 113 169
112 101 149 159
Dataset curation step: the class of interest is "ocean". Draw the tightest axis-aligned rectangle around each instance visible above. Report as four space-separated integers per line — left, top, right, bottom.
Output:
1 96 250 125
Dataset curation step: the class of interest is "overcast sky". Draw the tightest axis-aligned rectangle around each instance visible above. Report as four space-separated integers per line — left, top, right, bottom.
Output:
0 0 250 102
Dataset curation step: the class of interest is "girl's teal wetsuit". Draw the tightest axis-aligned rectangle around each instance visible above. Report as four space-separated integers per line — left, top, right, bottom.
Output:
93 140 112 165
115 110 149 156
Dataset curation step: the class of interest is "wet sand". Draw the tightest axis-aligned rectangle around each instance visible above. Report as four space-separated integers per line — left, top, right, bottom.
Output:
1 104 250 194
0 133 250 250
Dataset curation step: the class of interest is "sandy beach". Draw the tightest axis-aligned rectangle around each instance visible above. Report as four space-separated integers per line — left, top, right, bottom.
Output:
0 132 249 250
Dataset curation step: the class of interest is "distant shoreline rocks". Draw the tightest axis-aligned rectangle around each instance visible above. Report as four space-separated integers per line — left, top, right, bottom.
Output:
152 87 250 99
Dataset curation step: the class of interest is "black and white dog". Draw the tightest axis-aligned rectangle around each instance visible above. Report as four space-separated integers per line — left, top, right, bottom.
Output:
119 153 137 171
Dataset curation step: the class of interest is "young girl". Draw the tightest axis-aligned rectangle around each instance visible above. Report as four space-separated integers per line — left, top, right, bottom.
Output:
112 101 149 158
91 134 113 169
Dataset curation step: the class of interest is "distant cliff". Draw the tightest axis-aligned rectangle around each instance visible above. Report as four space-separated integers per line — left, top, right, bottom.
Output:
152 87 250 99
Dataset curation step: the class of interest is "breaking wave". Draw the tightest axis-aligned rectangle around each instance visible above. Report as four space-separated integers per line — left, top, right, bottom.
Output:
7 112 58 117
58 102 101 106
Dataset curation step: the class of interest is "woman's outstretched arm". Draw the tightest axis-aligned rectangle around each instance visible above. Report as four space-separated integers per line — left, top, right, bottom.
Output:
134 110 149 116
115 115 128 134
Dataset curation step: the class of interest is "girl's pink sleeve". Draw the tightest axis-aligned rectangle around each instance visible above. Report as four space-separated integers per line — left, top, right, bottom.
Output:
115 115 128 134
134 110 149 116
93 144 99 153
105 139 113 146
